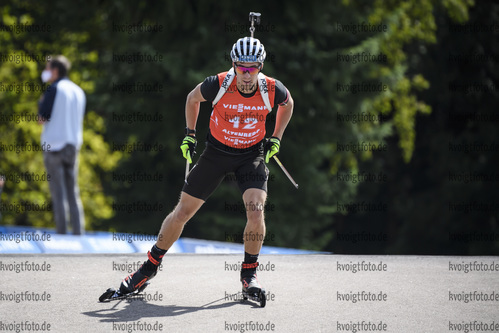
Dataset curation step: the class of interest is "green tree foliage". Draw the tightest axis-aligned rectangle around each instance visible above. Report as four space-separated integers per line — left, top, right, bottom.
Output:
2 0 495 255
329 0 499 255
0 5 122 229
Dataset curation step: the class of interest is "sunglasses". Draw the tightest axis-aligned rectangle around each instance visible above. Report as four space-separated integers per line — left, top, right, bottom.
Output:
234 64 261 75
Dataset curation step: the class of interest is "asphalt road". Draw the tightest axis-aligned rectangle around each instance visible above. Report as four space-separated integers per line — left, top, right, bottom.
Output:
0 254 498 332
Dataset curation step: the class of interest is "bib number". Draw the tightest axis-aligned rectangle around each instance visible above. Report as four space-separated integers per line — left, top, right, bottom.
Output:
229 117 258 129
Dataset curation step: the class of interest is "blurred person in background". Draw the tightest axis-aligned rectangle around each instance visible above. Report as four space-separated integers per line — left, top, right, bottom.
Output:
38 55 86 235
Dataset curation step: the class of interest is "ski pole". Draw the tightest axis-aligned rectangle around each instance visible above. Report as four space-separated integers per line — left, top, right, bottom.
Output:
272 155 299 189
185 160 190 181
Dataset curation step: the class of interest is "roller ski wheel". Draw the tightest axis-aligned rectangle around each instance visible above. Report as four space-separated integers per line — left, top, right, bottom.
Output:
241 288 266 307
98 282 149 302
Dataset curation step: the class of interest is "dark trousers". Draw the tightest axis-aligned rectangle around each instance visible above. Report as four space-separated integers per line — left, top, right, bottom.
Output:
43 144 85 235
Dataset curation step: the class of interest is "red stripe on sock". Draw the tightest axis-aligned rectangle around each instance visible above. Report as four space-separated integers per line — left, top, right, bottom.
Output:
242 262 259 269
147 251 159 266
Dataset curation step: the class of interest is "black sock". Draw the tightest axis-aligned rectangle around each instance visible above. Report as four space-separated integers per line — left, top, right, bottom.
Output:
140 244 167 275
150 244 167 261
241 252 259 276
244 252 259 264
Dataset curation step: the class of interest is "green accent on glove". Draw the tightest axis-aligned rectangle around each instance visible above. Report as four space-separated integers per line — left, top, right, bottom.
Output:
180 135 197 163
265 137 280 163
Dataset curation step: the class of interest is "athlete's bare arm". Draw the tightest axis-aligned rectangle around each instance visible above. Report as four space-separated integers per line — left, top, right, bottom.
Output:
185 83 206 132
271 94 294 140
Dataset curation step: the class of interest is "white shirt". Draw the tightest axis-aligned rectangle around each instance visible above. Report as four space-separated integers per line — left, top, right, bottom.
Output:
40 78 86 151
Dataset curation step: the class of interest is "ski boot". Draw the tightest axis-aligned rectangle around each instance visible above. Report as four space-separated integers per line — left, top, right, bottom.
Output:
99 253 159 302
240 262 266 307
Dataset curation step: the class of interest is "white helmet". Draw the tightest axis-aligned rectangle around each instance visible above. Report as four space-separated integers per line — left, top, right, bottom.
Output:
230 37 266 63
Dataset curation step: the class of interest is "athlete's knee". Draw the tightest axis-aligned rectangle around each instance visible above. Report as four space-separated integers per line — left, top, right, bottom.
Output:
172 205 194 224
169 192 203 225
245 202 265 225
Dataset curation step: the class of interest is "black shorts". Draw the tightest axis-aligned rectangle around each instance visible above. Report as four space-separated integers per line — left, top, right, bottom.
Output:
182 142 269 201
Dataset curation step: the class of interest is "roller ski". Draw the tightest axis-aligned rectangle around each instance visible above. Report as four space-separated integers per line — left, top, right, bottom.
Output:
240 262 266 307
98 282 150 302
99 256 159 302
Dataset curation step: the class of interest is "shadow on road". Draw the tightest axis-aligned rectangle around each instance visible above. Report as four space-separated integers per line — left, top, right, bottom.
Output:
83 295 260 322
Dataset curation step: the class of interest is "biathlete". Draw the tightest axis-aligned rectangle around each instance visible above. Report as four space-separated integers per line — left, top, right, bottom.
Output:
118 36 294 299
